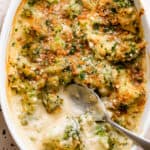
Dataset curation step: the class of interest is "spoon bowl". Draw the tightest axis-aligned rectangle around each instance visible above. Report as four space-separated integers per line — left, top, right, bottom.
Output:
65 84 150 150
65 84 108 121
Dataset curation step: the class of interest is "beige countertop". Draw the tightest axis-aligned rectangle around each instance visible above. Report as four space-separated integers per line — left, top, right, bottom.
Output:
0 108 18 150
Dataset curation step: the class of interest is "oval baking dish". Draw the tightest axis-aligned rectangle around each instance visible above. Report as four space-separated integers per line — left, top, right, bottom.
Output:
0 0 150 150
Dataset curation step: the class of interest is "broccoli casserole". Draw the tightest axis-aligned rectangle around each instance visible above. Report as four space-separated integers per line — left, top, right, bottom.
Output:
7 0 146 149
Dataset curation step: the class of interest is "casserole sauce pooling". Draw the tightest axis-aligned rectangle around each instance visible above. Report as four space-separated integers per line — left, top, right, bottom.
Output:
7 0 146 149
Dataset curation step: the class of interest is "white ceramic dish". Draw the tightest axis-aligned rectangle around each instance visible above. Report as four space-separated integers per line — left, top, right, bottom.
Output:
0 0 150 150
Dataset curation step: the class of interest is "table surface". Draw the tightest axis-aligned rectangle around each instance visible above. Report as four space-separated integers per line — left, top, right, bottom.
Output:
0 108 18 150
0 0 149 150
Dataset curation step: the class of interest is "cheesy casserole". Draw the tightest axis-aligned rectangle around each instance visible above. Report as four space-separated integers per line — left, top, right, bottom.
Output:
7 0 146 149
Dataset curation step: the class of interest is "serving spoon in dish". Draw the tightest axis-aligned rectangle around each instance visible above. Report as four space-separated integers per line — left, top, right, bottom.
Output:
65 84 150 150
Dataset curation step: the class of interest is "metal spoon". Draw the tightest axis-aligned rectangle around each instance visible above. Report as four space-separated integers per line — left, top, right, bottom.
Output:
65 84 150 150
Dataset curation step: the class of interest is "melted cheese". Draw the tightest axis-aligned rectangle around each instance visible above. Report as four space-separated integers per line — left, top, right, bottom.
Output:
7 0 146 150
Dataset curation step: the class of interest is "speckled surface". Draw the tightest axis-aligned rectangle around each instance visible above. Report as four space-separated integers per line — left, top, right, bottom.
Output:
0 0 149 150
0 107 19 150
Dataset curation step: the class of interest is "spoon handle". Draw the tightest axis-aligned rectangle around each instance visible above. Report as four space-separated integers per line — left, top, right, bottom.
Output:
107 118 150 150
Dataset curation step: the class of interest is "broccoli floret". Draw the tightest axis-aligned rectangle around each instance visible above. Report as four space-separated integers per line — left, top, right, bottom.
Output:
65 0 82 19
47 0 59 4
28 0 38 6
42 94 63 113
21 8 33 18
113 0 134 8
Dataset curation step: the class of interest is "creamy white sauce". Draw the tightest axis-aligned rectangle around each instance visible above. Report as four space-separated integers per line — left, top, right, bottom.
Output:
9 89 88 149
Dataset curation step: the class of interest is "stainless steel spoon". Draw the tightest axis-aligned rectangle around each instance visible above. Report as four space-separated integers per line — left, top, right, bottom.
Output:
65 84 150 150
